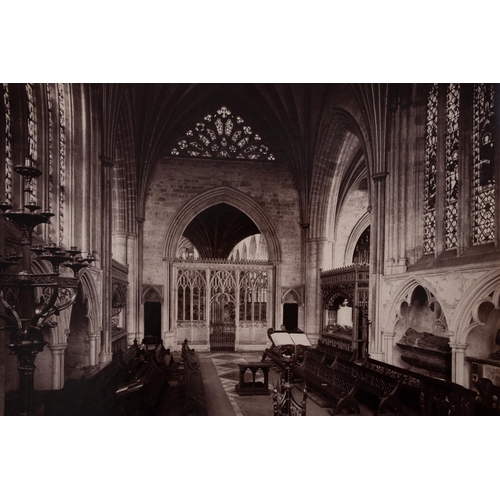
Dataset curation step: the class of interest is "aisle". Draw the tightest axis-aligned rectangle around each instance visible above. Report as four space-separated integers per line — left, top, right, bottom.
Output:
199 352 331 416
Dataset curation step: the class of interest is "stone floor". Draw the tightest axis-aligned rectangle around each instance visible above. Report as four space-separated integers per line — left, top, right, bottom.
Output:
198 351 333 416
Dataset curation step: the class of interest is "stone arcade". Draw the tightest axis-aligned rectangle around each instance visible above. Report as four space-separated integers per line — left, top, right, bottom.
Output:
0 83 499 416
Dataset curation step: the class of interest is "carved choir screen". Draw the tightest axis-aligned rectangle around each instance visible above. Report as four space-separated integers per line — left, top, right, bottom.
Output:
320 265 369 359
173 260 273 350
209 269 237 350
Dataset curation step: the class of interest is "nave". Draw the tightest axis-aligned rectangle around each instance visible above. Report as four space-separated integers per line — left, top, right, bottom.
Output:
1 83 499 416
35 332 495 417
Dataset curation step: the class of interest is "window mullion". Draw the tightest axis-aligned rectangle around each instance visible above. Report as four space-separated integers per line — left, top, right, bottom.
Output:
458 84 473 254
435 83 448 256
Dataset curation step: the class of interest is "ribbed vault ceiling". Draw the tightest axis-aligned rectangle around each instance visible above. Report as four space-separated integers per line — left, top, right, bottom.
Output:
182 203 260 259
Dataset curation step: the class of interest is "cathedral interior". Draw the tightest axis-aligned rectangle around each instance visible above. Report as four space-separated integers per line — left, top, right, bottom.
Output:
0 82 499 420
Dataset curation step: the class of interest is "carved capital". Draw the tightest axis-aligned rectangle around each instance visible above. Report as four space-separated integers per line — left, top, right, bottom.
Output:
449 342 468 352
100 156 115 168
371 172 389 182
48 343 67 353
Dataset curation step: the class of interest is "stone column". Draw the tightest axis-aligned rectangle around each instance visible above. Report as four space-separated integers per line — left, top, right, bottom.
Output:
49 344 67 390
450 342 468 386
87 333 100 367
99 157 114 365
235 267 241 348
304 234 319 343
382 331 396 364
126 233 138 345
136 217 144 339
113 232 128 266
370 172 389 361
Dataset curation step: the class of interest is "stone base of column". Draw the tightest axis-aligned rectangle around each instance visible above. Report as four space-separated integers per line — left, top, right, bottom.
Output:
368 349 384 361
99 351 113 367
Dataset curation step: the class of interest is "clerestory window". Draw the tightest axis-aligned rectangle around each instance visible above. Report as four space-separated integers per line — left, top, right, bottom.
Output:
170 105 276 161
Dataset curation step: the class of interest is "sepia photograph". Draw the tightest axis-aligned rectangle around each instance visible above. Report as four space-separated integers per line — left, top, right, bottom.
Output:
1 81 498 417
1 3 498 500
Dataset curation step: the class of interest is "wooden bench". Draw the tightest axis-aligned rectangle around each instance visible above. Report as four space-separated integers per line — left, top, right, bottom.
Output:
362 357 421 411
44 341 144 415
295 352 360 415
115 342 170 415
331 356 402 415
362 356 477 416
473 377 500 415
317 340 357 363
178 339 207 416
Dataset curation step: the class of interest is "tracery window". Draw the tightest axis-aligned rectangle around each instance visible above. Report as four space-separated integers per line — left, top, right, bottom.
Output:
472 83 495 245
171 105 276 161
423 84 438 254
25 84 37 204
422 83 497 255
444 83 460 250
239 270 268 322
177 269 206 322
3 83 12 202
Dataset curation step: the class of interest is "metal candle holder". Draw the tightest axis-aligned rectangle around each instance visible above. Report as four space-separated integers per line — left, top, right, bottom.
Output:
0 159 94 415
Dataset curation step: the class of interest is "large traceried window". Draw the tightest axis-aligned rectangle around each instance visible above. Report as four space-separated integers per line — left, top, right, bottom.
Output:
423 84 438 254
444 83 460 250
170 105 276 161
472 83 496 245
423 83 496 255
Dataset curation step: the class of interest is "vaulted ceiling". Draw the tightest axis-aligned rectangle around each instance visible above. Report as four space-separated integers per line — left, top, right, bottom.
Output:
101 84 418 236
182 203 259 260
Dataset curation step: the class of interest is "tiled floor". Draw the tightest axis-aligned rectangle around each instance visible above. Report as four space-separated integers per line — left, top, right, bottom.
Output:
200 351 331 416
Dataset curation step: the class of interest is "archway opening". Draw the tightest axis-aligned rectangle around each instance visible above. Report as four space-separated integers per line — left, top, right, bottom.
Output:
182 203 261 259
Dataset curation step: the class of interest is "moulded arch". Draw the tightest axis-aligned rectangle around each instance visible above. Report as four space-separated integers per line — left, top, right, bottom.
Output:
381 276 446 336
79 268 102 335
142 285 164 304
282 288 303 306
163 186 282 262
450 271 500 345
343 212 371 265
309 107 372 241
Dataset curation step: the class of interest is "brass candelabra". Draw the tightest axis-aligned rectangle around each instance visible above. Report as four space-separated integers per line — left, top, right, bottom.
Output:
0 159 93 415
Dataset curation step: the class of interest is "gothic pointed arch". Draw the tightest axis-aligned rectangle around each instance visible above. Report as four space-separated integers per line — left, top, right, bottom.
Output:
163 186 282 263
344 212 371 265
309 107 371 240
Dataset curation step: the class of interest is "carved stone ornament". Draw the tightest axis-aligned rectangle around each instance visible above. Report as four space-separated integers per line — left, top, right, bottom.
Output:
437 272 465 308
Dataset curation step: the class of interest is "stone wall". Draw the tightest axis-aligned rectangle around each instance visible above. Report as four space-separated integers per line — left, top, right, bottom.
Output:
142 157 303 335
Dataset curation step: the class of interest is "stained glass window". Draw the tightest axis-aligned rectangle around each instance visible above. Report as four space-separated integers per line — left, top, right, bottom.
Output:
472 84 495 245
25 84 36 163
171 105 276 161
444 84 460 250
423 84 439 254
25 84 37 204
3 83 12 202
